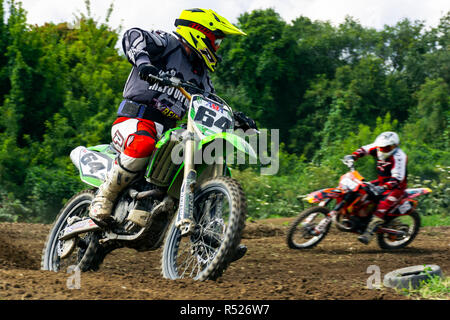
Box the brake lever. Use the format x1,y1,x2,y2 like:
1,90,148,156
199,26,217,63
168,76,182,87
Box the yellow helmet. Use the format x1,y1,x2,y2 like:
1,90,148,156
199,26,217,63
174,8,246,72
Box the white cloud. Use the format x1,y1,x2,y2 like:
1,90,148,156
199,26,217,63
240,0,449,29
13,0,450,34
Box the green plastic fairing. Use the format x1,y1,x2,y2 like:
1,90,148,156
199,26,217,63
77,145,117,188
198,132,257,159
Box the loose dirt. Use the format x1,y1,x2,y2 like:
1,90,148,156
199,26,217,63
0,218,448,300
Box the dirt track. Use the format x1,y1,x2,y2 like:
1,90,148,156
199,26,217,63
0,218,448,301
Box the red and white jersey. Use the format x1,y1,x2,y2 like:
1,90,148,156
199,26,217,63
352,144,408,190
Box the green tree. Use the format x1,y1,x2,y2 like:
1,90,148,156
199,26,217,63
0,0,10,103
0,3,448,222
414,78,449,147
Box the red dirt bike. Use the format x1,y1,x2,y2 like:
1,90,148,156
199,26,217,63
286,158,431,250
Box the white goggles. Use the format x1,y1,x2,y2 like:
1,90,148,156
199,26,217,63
214,38,223,49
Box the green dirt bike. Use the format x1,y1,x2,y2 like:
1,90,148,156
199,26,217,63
41,74,257,281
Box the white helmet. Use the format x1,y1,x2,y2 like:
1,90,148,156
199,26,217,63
374,131,399,160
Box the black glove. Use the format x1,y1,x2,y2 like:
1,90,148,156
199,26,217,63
233,111,258,131
373,185,386,196
137,63,160,84
364,183,385,198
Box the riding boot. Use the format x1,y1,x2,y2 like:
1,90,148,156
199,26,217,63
89,160,138,227
230,244,247,263
358,215,385,245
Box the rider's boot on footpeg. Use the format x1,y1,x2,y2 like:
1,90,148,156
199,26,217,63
230,244,247,262
90,160,137,228
358,215,384,245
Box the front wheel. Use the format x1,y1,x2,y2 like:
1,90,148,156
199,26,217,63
161,177,246,281
377,210,421,250
286,206,331,249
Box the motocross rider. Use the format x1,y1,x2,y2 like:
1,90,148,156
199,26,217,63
344,132,408,244
89,8,255,260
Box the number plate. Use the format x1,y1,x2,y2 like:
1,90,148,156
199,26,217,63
398,201,412,214
340,177,359,190
191,95,233,137
79,150,112,182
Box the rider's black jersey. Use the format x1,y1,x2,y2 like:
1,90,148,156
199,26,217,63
121,28,214,123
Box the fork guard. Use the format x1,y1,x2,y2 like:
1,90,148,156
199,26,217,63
175,169,196,236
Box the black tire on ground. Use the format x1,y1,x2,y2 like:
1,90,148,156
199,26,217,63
286,206,331,250
377,210,421,250
41,189,100,272
161,177,246,281
383,265,442,289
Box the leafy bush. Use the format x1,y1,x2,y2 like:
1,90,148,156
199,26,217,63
0,190,29,222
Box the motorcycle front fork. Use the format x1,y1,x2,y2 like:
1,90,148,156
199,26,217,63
311,192,359,235
309,196,352,236
311,211,337,235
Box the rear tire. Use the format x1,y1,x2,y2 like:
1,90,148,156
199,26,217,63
377,210,420,250
41,189,101,272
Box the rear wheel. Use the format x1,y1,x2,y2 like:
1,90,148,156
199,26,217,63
287,206,331,249
377,210,420,250
161,177,246,281
41,190,100,272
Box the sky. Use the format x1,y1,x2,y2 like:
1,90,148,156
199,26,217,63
12,0,450,34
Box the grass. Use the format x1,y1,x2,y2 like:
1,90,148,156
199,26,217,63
421,214,450,227
399,275,450,300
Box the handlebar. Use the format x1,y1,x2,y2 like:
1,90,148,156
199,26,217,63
147,73,259,134
339,157,384,197
147,73,230,107
363,181,384,197
147,73,200,100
